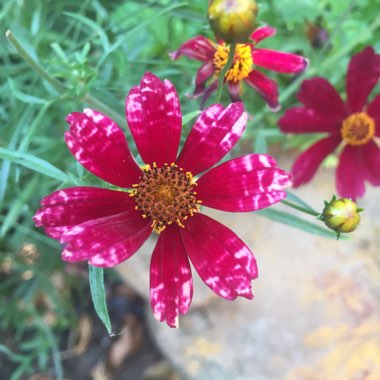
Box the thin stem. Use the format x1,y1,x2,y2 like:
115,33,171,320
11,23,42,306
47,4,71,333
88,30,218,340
6,30,68,92
216,42,236,103
281,199,320,217
6,29,127,128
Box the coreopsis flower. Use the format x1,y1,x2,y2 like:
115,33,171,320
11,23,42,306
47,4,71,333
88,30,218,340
34,72,292,327
170,25,308,110
279,46,380,200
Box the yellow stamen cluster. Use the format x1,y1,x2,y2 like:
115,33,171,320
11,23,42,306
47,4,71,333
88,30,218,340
341,112,375,146
130,163,201,233
213,43,253,82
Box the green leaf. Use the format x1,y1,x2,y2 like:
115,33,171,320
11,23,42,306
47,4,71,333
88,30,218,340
182,109,201,125
88,265,112,334
0,147,70,182
285,191,319,215
256,208,342,239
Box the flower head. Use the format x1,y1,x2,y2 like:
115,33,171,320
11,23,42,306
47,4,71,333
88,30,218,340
170,25,308,110
279,46,380,200
34,72,292,327
208,0,259,43
321,196,362,237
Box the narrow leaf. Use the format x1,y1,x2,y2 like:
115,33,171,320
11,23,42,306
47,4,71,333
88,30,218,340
286,190,319,214
88,265,112,334
0,147,70,182
256,208,341,239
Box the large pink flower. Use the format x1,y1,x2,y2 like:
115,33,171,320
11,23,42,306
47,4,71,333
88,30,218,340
170,25,308,110
279,46,380,201
34,72,292,327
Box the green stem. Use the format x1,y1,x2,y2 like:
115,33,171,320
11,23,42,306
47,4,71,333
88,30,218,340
216,42,236,103
6,29,126,128
6,30,68,92
281,199,320,217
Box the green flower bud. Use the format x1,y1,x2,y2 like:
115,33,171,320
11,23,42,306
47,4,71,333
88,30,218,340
208,0,259,43
321,197,362,237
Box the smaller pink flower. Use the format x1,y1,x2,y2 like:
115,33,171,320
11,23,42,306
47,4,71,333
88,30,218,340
279,46,380,201
170,25,308,110
34,72,292,327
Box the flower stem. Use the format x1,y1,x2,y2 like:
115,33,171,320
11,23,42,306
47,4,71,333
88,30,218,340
6,29,126,128
216,42,236,103
281,199,320,217
6,30,68,92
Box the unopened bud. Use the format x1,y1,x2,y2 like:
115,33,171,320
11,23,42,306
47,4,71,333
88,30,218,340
321,197,362,237
208,0,259,43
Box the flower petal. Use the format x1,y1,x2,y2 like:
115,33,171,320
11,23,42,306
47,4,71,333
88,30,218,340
291,134,341,187
367,94,380,136
250,25,276,44
197,154,292,212
336,145,366,200
61,207,152,267
227,81,242,102
33,187,133,238
176,102,247,175
297,77,346,121
279,107,341,133
194,61,215,96
169,36,216,62
245,70,279,111
181,213,258,300
150,226,193,328
252,48,308,74
125,72,182,166
362,140,380,186
346,46,380,113
65,109,141,188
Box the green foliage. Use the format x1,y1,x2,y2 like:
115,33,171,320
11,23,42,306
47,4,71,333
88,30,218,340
88,265,112,335
0,0,378,377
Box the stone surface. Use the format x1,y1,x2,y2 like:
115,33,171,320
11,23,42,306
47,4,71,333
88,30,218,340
117,158,380,380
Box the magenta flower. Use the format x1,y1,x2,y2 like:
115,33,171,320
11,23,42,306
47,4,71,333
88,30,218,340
34,72,292,327
279,46,380,200
170,25,308,110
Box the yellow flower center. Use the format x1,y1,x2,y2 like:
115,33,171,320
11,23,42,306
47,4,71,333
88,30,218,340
213,43,253,83
130,163,201,233
341,112,375,146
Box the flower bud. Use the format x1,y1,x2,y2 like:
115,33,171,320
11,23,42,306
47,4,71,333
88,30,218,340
208,0,259,43
321,197,362,237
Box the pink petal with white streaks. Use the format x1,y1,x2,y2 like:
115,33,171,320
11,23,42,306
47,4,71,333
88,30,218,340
197,154,292,212
169,36,216,62
176,102,247,175
181,213,257,300
65,109,141,188
33,187,133,233
150,226,193,328
61,208,152,267
126,73,182,166
252,48,308,74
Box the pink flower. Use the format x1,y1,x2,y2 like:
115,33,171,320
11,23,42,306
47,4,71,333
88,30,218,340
34,72,292,327
279,46,380,201
170,25,308,110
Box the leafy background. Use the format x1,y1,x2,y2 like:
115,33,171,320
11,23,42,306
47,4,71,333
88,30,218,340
1,0,379,378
